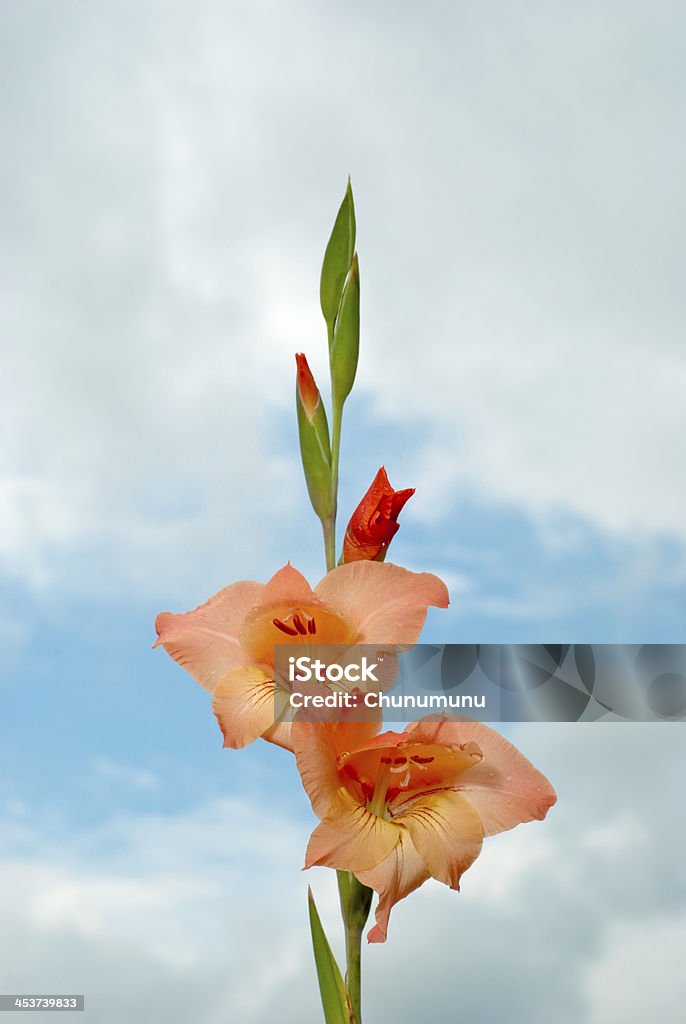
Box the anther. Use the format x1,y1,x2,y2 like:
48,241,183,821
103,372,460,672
293,614,308,635
273,618,299,636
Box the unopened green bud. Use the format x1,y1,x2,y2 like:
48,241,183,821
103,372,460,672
329,254,360,406
320,179,356,340
295,353,334,520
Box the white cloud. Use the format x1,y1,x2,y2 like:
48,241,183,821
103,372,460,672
92,758,160,791
585,915,686,1024
376,327,686,542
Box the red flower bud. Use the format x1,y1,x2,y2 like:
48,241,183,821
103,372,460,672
343,467,415,563
295,353,321,420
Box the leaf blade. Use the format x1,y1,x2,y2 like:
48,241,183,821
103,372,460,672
308,886,349,1024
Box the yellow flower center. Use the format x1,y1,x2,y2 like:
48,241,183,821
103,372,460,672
240,602,356,666
338,739,483,817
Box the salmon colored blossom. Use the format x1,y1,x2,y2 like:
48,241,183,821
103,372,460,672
154,562,448,752
343,467,414,563
294,715,556,942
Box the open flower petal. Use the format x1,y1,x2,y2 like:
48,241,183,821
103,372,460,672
395,789,483,889
406,716,557,835
315,561,449,645
261,721,295,752
261,562,319,605
154,581,263,693
355,831,430,943
305,789,400,873
211,665,277,749
293,720,382,819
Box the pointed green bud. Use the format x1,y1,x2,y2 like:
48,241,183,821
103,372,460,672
329,253,360,406
320,179,356,340
295,353,334,520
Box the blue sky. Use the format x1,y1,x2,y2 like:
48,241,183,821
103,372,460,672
2,1,686,1021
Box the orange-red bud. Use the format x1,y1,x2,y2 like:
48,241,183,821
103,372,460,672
296,353,321,420
343,467,415,563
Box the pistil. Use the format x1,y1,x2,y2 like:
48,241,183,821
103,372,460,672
367,761,393,819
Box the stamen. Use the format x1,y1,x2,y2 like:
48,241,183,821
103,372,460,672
380,756,392,765
273,618,299,636
393,756,407,765
411,755,435,765
292,613,308,635
307,616,316,634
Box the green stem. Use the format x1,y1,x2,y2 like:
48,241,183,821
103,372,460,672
321,399,343,572
322,516,336,574
337,870,373,1023
320,396,343,575
344,922,363,1024
330,399,344,514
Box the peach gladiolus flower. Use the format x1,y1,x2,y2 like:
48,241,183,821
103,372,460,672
343,467,414,563
294,715,556,942
154,562,448,751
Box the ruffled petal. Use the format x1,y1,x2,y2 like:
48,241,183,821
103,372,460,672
292,719,382,819
304,789,400,873
154,580,263,692
315,562,449,645
394,788,483,889
211,666,278,749
406,716,557,835
261,562,319,605
355,830,430,943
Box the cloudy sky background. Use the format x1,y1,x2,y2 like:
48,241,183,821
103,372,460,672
2,1,685,1021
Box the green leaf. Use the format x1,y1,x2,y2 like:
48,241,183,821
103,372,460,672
320,179,356,338
330,254,360,406
308,887,349,1024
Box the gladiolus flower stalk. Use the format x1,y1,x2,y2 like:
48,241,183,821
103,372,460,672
317,181,375,1018
153,179,558,1024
